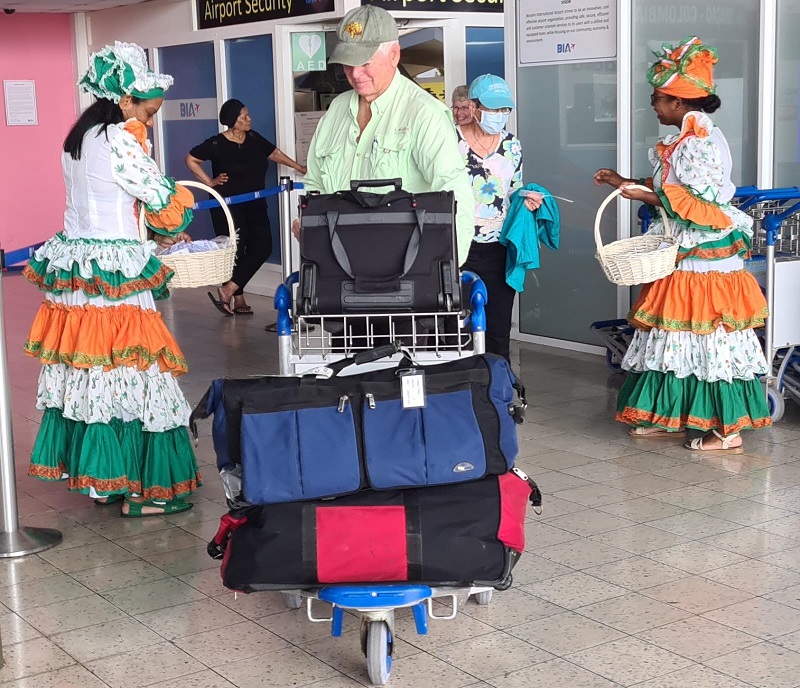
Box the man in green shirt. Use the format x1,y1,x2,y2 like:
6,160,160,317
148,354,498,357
298,5,474,265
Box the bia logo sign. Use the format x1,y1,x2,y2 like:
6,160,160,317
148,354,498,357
179,102,201,118
557,43,576,53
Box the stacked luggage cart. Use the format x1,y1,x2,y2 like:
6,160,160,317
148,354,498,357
591,186,800,422
193,179,540,685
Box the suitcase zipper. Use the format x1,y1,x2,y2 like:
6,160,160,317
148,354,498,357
365,393,376,410
337,395,350,413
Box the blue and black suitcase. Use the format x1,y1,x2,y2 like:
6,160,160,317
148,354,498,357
191,353,527,505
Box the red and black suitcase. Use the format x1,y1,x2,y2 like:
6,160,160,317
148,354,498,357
209,469,541,592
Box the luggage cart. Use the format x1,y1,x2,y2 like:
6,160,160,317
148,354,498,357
736,187,800,422
245,180,519,686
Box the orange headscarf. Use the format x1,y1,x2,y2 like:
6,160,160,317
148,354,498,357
647,37,717,99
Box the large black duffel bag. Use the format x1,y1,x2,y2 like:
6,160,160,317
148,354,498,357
209,470,541,591
297,179,460,315
190,352,527,506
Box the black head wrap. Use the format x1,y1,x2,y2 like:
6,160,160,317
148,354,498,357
219,99,245,127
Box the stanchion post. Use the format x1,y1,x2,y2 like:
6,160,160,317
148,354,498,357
0,268,61,558
279,176,293,282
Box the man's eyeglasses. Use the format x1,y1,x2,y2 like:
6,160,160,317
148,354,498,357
650,93,670,105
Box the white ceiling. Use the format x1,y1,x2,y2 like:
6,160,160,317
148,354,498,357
1,0,151,12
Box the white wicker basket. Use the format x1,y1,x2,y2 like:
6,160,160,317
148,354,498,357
138,180,237,289
595,185,679,287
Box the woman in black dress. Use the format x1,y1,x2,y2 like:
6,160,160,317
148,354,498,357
186,99,306,315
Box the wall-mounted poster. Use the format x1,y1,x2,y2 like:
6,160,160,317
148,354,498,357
4,80,37,126
517,0,616,67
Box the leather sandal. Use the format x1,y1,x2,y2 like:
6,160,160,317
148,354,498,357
685,429,743,454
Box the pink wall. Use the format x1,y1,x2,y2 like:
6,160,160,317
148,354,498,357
0,14,75,253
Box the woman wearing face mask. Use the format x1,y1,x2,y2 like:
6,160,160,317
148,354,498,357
458,74,542,361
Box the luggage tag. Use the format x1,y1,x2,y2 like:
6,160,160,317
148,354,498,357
398,368,426,409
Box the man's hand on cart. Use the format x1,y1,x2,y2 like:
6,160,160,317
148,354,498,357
292,218,300,241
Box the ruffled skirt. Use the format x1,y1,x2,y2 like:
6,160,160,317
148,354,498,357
617,254,771,434
23,234,200,500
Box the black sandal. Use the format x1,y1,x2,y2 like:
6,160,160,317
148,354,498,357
207,290,234,316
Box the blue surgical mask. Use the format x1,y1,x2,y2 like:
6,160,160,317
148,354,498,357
477,110,509,135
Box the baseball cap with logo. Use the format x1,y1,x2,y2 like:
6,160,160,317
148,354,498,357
469,74,515,110
329,5,400,67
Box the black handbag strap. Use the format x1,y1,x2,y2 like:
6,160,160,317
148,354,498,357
326,208,425,280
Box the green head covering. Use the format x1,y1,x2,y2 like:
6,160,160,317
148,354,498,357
79,41,173,103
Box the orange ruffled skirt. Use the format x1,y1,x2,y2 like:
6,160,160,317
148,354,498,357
25,301,188,375
628,269,769,335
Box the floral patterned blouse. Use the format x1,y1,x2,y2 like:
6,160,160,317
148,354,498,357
457,127,523,243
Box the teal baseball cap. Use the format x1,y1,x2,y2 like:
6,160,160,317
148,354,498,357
468,74,515,110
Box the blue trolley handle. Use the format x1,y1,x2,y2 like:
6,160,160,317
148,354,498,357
461,271,487,333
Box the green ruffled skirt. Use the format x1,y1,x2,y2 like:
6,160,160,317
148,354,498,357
617,371,771,435
30,408,201,500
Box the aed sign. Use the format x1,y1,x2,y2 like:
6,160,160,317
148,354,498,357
291,32,327,72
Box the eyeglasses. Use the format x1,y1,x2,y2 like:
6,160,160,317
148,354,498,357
650,93,670,105
481,107,512,114
451,105,471,113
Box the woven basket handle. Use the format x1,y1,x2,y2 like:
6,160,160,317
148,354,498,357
594,184,672,254
138,180,237,250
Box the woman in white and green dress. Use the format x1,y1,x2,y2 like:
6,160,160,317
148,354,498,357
23,42,201,516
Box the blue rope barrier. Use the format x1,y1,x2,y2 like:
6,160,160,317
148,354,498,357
192,181,306,210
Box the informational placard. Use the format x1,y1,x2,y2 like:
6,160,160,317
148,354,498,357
4,80,37,126
197,0,335,29
294,111,325,166
291,32,327,72
363,0,502,13
517,0,616,67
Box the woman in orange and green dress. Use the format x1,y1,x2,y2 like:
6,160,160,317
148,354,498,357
23,42,201,516
594,37,770,452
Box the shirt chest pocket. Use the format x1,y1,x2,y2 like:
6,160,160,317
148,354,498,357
370,132,410,178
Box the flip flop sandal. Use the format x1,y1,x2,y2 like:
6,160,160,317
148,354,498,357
121,498,194,518
207,291,234,316
629,427,687,439
233,305,254,315
94,494,125,506
685,429,744,454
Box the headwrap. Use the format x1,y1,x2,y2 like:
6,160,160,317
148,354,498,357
647,36,717,100
78,42,173,103
219,99,246,128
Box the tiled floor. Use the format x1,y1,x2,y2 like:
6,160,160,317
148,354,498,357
3,272,800,687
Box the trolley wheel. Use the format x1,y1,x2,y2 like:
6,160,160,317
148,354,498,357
366,620,393,686
767,386,786,423
606,349,623,373
283,593,303,610
475,589,493,605
494,574,513,592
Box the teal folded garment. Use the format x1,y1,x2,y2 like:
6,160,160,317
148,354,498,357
499,183,560,292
